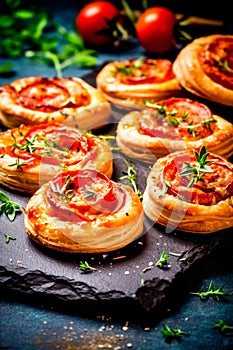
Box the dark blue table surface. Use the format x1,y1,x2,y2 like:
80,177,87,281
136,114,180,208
1,1,233,349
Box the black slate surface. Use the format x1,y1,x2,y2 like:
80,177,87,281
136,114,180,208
0,66,233,326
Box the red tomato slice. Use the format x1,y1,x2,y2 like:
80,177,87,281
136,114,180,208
114,58,175,85
138,97,216,140
46,169,127,222
161,152,233,205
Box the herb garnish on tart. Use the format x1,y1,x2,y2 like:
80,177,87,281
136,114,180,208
139,98,217,140
111,58,175,85
25,169,144,253
159,146,233,205
143,146,233,233
116,96,233,162
0,123,113,193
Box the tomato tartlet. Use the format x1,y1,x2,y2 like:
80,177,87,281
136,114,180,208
24,169,144,253
116,97,233,163
0,76,111,129
143,146,233,233
96,58,182,108
173,34,233,106
0,123,113,193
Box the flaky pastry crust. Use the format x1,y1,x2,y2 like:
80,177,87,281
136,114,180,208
0,76,111,129
116,108,233,163
0,123,113,194
96,59,182,108
24,169,144,253
143,150,233,234
173,35,233,106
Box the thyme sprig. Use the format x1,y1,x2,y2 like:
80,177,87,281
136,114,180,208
213,320,233,336
216,59,233,73
161,323,189,342
180,146,214,187
0,191,21,221
50,175,71,196
11,132,51,154
79,261,98,273
8,157,28,170
190,281,230,301
114,57,145,76
119,159,143,200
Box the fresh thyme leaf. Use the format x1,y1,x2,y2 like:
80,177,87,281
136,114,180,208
4,234,16,244
79,261,97,273
8,158,28,170
119,159,143,200
161,323,189,342
0,191,21,222
180,146,214,187
156,251,170,269
190,281,230,301
213,320,233,336
216,59,233,73
84,189,96,199
51,175,71,196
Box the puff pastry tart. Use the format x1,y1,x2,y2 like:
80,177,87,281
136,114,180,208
24,169,144,253
96,57,182,108
116,97,233,163
143,146,233,234
0,122,113,194
0,76,111,129
173,34,233,106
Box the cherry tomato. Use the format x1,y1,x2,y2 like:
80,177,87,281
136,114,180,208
136,6,177,53
76,1,120,46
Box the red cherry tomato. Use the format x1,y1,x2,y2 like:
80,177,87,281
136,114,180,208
136,6,177,53
76,1,120,46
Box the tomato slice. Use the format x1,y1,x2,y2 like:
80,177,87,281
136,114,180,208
199,37,233,90
161,151,233,205
46,169,127,222
138,97,216,140
4,77,91,113
3,123,95,169
114,58,175,85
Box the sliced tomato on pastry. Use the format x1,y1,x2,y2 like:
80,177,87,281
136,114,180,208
25,169,144,253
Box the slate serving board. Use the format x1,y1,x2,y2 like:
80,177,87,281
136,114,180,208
0,66,233,325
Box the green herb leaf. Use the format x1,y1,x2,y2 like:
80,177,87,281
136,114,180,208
190,281,230,301
4,234,16,244
0,62,13,75
119,159,143,200
213,320,233,336
79,261,97,273
180,146,214,187
156,251,170,269
161,323,189,342
0,191,21,221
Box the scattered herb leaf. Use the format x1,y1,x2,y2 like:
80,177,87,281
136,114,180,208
161,323,189,342
156,251,170,269
4,234,16,244
79,261,98,273
0,191,21,221
119,159,143,200
213,320,233,336
190,281,230,301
